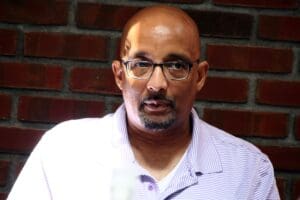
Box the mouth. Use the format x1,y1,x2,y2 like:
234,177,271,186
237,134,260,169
138,95,176,130
142,99,173,114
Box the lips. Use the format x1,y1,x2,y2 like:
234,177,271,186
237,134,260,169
142,99,173,114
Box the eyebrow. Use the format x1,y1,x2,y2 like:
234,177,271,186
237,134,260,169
130,51,192,63
130,51,151,61
164,53,192,63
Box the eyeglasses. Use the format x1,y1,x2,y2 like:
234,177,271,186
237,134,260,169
122,59,199,80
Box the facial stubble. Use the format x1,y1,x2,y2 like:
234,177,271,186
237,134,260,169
138,93,176,132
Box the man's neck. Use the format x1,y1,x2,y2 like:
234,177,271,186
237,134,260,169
127,119,192,181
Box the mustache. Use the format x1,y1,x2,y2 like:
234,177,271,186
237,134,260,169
140,93,175,108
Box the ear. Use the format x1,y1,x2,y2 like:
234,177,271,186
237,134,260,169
195,61,209,92
112,60,124,90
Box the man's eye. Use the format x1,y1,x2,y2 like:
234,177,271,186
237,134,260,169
169,62,186,70
135,61,151,68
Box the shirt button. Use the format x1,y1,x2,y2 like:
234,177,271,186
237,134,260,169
188,169,193,177
148,184,154,191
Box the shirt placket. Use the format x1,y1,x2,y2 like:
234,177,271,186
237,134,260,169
133,174,159,200
159,160,198,200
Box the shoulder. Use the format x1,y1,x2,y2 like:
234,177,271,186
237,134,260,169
37,106,127,156
200,119,269,162
197,119,276,185
47,114,113,137
38,114,115,152
190,108,274,174
193,117,279,199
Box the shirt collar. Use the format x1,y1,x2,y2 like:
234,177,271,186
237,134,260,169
188,108,223,174
111,104,136,163
111,104,223,174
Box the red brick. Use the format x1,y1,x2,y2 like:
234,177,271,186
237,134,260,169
276,178,286,200
197,76,248,102
77,4,253,38
256,80,300,107
70,67,121,95
186,10,252,38
292,179,300,200
203,108,288,138
0,193,7,200
213,0,298,9
0,160,10,186
0,29,17,55
0,94,11,120
259,146,300,171
24,32,109,61
259,15,300,42
0,62,63,90
296,116,300,140
114,38,121,60
0,126,43,153
76,3,141,31
0,0,68,25
206,44,293,73
18,96,105,123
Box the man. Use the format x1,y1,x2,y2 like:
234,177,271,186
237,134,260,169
8,5,279,200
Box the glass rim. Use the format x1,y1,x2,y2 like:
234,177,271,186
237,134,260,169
121,59,199,81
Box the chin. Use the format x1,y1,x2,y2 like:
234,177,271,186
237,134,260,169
139,112,176,132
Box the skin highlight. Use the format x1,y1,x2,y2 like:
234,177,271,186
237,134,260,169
112,5,208,180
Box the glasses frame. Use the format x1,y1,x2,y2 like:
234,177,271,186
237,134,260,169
121,59,200,81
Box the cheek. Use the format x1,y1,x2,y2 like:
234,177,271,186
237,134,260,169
122,79,146,106
171,81,197,109
176,92,195,109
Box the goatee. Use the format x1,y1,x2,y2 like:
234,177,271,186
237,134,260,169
138,93,176,131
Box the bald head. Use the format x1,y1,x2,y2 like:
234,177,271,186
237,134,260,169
120,5,200,60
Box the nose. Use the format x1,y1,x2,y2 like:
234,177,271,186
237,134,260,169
146,66,168,93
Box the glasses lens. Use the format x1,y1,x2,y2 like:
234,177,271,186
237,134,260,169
124,60,192,80
127,60,152,79
164,62,189,80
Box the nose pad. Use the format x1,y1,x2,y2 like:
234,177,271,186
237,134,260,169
146,66,168,92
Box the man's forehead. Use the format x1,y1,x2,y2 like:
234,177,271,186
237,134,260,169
152,25,172,35
127,17,186,38
120,5,200,59
125,7,194,34
125,24,196,58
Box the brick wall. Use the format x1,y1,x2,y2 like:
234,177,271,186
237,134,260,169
0,0,299,199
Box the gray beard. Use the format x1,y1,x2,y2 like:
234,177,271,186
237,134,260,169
138,111,176,131
138,92,176,131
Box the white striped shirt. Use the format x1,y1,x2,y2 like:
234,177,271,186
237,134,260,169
8,105,280,200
